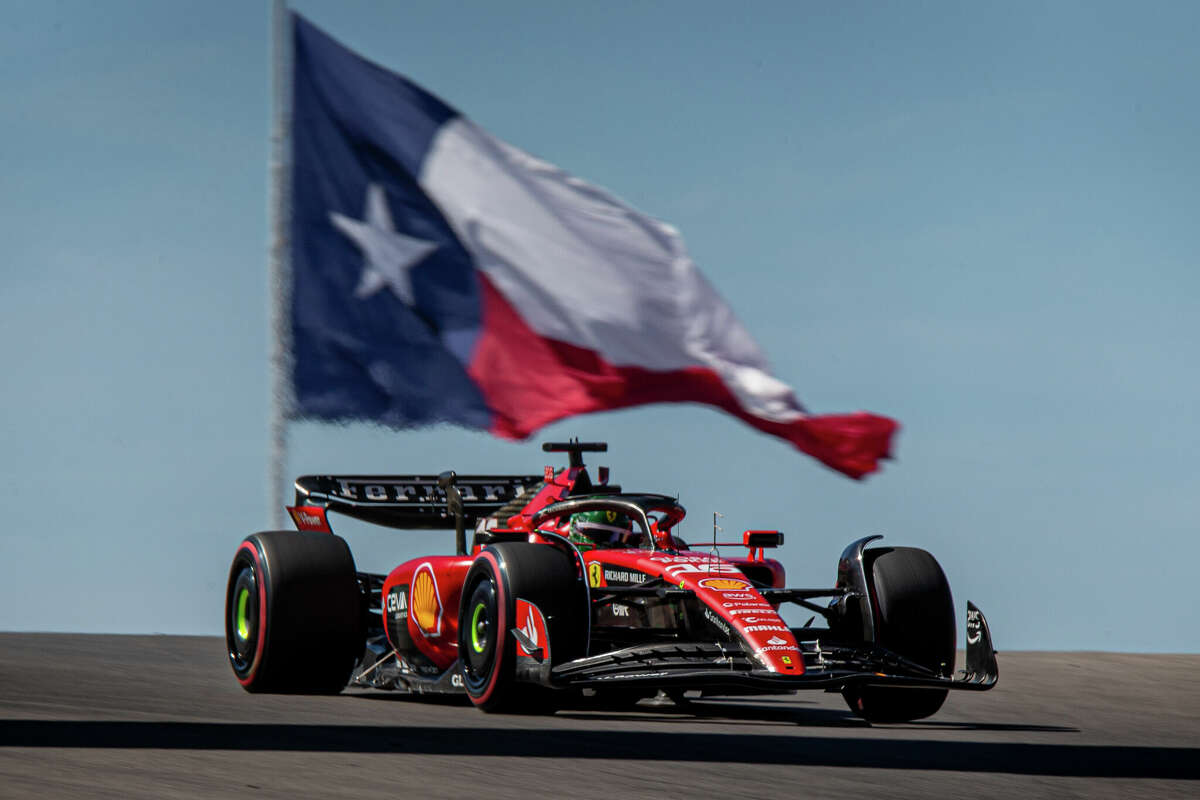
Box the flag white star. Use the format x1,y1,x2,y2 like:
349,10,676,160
329,183,438,305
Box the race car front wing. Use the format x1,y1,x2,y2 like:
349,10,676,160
549,602,998,693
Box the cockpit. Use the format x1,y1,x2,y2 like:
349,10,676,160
531,494,687,552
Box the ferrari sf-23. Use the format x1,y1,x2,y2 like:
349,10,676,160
225,441,997,721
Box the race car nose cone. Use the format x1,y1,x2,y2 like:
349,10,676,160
637,552,805,675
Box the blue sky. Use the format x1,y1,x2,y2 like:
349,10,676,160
1,1,1196,651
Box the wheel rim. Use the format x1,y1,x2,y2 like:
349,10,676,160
236,588,251,640
461,577,497,681
470,601,489,655
227,563,259,673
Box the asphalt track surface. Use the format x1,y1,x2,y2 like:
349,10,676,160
0,635,1197,799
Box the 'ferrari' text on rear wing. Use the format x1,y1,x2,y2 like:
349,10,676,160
293,473,543,529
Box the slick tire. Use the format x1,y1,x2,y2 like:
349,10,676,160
458,542,586,713
225,531,364,694
842,546,956,723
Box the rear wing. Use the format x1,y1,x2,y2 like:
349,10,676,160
293,474,544,530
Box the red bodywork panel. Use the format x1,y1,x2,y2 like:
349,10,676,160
381,556,472,670
502,466,582,530
287,505,332,533
581,548,802,674
514,598,550,661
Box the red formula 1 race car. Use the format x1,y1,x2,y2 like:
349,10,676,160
225,441,997,721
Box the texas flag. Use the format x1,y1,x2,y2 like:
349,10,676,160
288,15,897,478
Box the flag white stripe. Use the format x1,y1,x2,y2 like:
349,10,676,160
420,118,804,423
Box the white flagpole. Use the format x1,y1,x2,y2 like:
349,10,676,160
267,0,293,528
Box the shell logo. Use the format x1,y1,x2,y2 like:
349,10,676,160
698,577,752,592
411,563,443,636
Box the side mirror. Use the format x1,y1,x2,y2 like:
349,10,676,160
743,530,784,548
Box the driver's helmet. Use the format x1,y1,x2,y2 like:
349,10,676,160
568,508,635,551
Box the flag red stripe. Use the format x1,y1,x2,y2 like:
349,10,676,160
468,275,897,479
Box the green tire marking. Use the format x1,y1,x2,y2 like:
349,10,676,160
470,602,488,653
236,588,251,641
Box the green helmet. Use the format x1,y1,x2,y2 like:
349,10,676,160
569,508,635,550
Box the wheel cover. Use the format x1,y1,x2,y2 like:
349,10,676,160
470,601,489,655
227,564,259,673
461,577,498,682
236,588,252,640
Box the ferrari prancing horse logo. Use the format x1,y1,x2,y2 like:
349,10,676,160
588,563,604,587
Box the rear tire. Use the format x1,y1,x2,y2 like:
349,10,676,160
842,547,956,722
225,531,364,693
458,543,586,713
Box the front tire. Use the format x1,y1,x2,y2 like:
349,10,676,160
457,543,585,713
225,531,364,693
842,547,956,722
